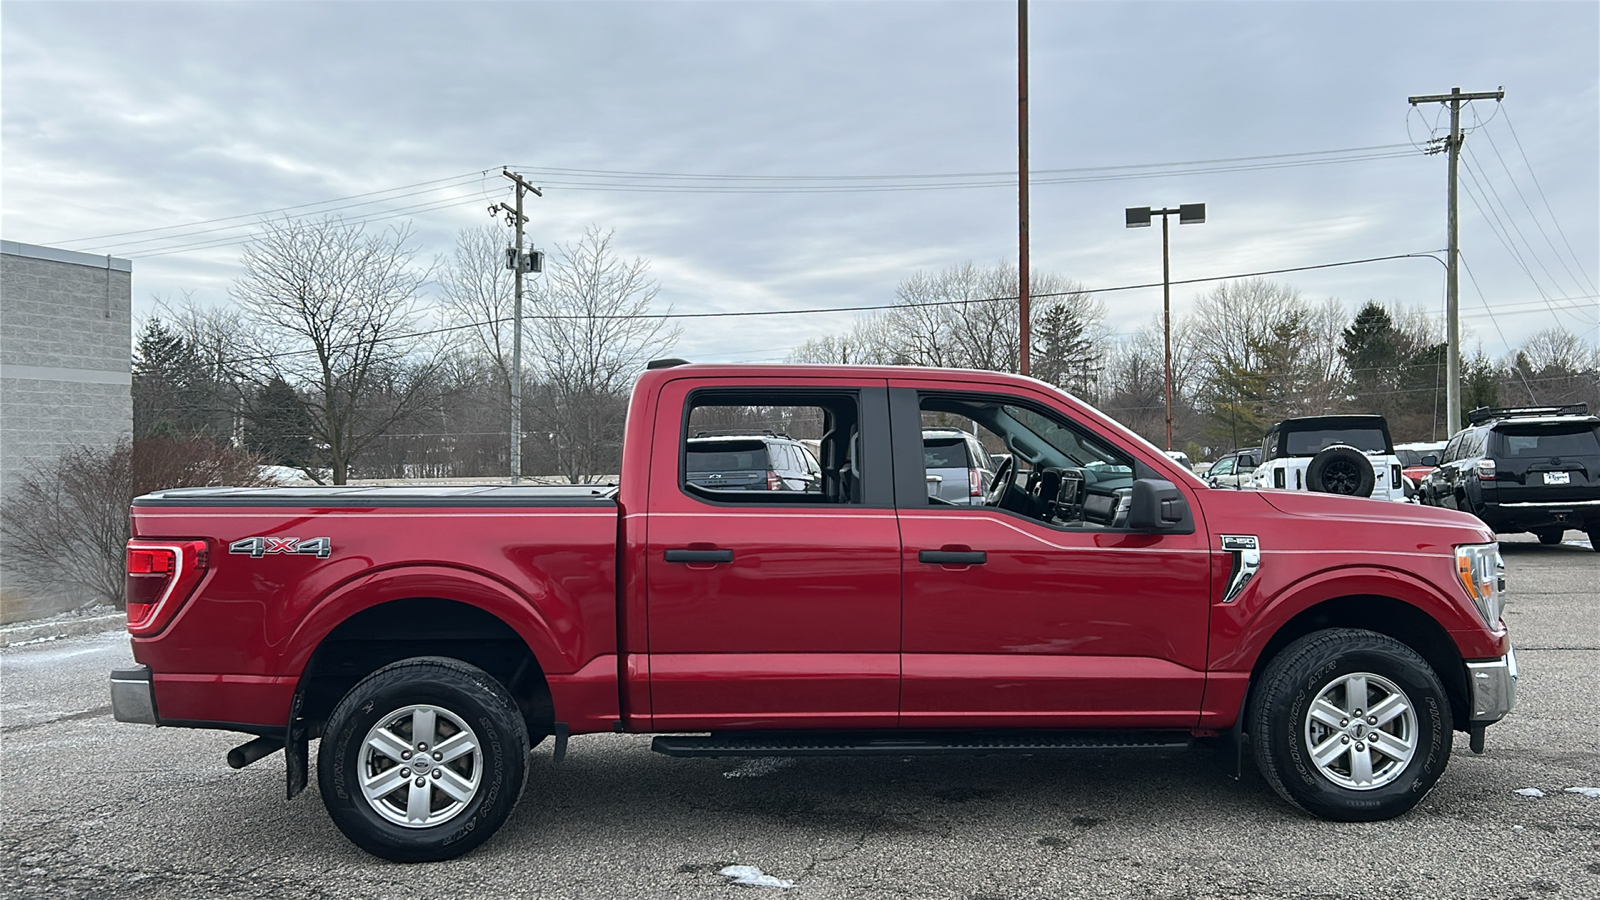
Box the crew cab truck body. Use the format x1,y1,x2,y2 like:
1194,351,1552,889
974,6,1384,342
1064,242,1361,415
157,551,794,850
111,364,1517,862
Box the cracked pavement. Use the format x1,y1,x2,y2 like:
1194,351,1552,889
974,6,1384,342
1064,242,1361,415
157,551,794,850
2,535,1596,898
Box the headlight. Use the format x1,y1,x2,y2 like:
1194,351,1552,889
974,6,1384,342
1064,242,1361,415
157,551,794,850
1455,542,1507,629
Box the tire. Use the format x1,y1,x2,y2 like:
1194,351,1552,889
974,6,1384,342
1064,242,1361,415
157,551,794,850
1306,446,1375,497
1588,529,1600,552
1248,628,1451,821
1536,528,1564,545
318,657,530,862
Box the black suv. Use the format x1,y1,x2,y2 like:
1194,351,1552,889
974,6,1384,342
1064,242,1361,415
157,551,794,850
685,432,821,493
1420,404,1600,547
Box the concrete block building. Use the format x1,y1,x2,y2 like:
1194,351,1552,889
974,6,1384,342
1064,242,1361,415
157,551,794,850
0,240,132,622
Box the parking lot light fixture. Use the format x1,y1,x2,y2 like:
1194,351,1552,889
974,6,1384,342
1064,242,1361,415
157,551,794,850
1125,203,1206,450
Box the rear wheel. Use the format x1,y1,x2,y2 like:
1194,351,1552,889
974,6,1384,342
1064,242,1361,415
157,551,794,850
318,657,529,862
1536,528,1564,545
1249,629,1451,821
1587,528,1600,552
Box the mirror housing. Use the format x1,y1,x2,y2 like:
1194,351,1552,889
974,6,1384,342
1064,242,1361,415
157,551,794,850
1421,454,1439,467
1127,478,1192,532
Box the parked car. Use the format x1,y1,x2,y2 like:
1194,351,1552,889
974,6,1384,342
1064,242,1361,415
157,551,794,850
1396,441,1447,484
1205,448,1261,490
1419,404,1600,547
112,362,1515,862
1162,450,1194,470
922,426,995,505
685,432,820,493
1254,415,1406,501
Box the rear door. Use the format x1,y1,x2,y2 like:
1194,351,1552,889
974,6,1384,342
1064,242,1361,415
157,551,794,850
643,377,903,730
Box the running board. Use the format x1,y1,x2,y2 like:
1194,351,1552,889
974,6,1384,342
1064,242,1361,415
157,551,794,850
651,730,1191,758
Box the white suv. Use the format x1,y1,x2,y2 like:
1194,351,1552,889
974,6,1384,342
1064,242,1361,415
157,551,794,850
1251,415,1406,502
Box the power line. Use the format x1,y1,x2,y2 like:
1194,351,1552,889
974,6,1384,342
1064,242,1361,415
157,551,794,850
1463,146,1570,304
1475,110,1592,298
56,170,497,249
1501,107,1598,294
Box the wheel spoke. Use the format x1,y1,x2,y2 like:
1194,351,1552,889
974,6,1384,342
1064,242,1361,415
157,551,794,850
406,779,432,822
1311,733,1347,768
434,731,478,765
367,727,412,763
1309,698,1347,730
1370,732,1414,761
1349,745,1376,784
1344,675,1369,714
411,708,437,749
361,766,409,801
1367,693,1408,728
434,767,477,804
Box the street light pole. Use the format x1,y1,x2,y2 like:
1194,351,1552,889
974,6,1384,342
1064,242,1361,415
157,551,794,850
1126,203,1206,451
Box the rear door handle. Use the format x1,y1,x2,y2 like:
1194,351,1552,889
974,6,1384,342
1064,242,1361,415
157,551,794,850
664,548,734,564
919,549,987,566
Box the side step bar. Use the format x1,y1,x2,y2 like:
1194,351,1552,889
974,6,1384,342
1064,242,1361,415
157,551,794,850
651,730,1191,758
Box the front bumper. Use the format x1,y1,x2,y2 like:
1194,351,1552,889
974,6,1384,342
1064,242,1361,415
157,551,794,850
1465,645,1518,724
110,665,158,725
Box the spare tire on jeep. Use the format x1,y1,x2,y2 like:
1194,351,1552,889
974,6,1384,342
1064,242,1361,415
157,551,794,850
1307,445,1375,497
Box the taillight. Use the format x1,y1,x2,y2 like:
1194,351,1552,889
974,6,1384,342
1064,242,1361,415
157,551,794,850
969,468,982,497
1475,459,1496,481
767,470,782,490
1391,464,1402,490
126,539,208,636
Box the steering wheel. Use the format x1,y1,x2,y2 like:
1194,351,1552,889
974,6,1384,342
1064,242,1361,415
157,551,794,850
983,454,1016,507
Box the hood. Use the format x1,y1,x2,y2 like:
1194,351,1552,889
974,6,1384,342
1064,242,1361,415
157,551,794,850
1258,490,1493,540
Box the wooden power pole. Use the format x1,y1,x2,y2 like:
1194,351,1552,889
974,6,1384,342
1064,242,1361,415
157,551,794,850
1407,86,1504,433
491,169,542,484
1017,0,1031,377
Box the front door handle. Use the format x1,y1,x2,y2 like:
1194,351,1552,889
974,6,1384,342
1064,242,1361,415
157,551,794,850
919,549,987,566
664,548,734,564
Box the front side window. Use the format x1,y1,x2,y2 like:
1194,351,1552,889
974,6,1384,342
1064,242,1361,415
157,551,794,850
917,393,1136,528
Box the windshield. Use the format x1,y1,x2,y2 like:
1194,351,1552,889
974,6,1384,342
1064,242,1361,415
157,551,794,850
1494,425,1600,458
1285,428,1389,456
686,441,769,472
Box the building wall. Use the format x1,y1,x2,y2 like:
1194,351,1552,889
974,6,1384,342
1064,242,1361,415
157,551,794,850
0,240,133,622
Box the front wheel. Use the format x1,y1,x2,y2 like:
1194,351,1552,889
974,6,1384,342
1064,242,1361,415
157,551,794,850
1248,629,1451,821
318,657,530,862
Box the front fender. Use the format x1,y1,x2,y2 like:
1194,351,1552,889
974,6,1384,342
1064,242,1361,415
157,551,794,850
1211,559,1497,674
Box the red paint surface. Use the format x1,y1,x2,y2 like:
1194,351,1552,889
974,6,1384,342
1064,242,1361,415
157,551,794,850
126,364,1506,738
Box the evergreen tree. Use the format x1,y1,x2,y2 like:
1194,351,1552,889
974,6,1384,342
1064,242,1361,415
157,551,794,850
245,377,316,468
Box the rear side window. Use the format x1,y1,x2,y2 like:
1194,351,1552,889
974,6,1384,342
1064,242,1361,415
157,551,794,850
923,438,971,469
682,391,861,504
1495,426,1600,458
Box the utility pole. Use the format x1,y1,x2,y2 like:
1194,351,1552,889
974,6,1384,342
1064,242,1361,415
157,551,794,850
490,169,542,484
1017,0,1031,377
1407,86,1504,434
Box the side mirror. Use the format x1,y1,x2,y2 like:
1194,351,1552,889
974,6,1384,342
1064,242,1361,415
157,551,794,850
1421,454,1439,467
1128,478,1191,532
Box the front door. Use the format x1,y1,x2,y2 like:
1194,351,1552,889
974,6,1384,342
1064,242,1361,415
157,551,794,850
889,383,1212,729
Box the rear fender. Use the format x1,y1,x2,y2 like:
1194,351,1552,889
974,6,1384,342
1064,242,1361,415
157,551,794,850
281,565,570,678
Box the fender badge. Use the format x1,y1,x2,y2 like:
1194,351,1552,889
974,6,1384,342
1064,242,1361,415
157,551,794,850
229,536,332,558
1220,534,1258,552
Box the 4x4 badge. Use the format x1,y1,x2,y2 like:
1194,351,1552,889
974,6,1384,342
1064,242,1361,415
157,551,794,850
229,536,332,558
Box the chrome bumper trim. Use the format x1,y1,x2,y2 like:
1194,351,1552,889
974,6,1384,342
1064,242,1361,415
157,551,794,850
1465,646,1518,723
110,665,158,725
1497,500,1600,507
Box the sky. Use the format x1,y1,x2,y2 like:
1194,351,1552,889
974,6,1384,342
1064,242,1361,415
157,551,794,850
3,0,1596,366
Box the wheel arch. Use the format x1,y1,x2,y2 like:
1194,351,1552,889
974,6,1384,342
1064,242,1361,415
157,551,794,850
1243,593,1469,734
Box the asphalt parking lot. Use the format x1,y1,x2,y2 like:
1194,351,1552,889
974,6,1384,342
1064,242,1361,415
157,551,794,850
3,535,1596,900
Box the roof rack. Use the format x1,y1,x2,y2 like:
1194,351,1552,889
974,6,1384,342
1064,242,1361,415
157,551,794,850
1466,403,1590,426
690,429,792,439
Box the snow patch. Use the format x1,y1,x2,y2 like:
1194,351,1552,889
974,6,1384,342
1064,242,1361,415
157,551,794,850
1514,788,1545,797
719,865,794,889
724,758,795,779
1564,786,1600,798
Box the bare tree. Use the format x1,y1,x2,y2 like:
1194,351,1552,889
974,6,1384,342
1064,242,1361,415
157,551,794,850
230,215,441,484
531,225,680,482
440,224,518,390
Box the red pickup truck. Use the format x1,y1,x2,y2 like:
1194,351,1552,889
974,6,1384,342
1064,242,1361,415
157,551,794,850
111,362,1517,862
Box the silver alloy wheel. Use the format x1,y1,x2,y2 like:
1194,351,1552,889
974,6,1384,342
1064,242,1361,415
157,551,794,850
1304,671,1418,790
358,704,482,828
